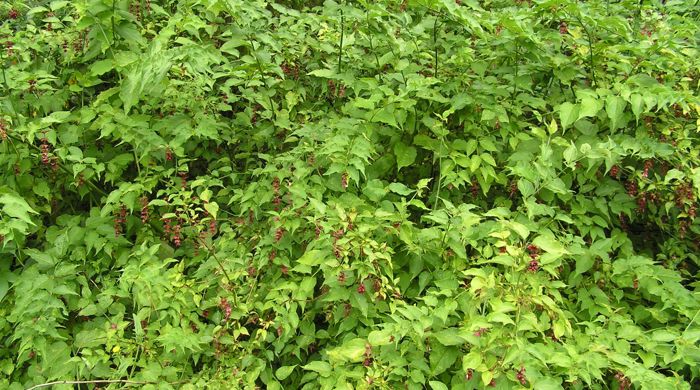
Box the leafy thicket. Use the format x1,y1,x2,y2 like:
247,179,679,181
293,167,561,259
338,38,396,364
1,0,700,389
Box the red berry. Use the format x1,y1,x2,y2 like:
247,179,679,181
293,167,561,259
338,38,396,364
357,283,366,294
466,368,473,380
8,9,19,19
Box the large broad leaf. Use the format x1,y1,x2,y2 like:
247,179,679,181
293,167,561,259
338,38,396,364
327,338,367,363
605,95,627,130
0,192,38,226
275,365,296,381
532,234,568,257
558,102,579,131
302,361,332,377
430,344,459,375
394,142,417,172
578,96,602,119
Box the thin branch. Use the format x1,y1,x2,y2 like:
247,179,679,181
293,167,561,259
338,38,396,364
26,379,165,390
337,9,344,74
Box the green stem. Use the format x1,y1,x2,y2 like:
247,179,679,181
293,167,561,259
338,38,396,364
85,10,122,82
111,0,117,43
433,16,440,78
337,9,344,74
0,49,20,124
512,41,519,98
573,14,596,87
248,38,277,121
366,12,381,79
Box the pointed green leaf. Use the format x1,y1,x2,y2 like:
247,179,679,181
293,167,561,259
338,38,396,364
558,102,579,130
394,142,417,172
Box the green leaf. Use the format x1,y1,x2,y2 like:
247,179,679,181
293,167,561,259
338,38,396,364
394,142,417,172
41,111,71,125
0,193,38,225
532,377,564,390
517,179,535,198
308,69,335,78
430,344,459,375
302,361,332,377
558,102,579,130
0,262,10,302
462,351,482,370
327,338,366,363
575,255,595,275
605,95,627,130
428,381,448,390
203,202,219,219
388,183,413,196
578,96,602,119
368,329,393,346
532,234,568,257
433,328,466,346
630,93,644,120
275,365,296,380
90,59,114,77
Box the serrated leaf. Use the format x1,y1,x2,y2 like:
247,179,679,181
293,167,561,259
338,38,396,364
0,193,38,225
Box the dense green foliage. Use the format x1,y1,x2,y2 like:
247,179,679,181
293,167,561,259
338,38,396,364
1,0,700,388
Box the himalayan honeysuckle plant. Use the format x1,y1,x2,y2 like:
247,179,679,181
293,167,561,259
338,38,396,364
1,0,699,389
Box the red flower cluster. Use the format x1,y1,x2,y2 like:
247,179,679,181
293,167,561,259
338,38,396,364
516,366,527,385
610,165,619,178
527,244,540,272
219,298,231,321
